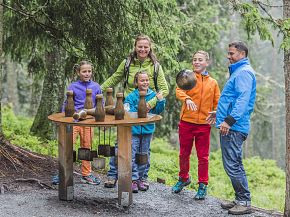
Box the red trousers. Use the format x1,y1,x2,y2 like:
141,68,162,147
178,120,211,185
73,126,93,177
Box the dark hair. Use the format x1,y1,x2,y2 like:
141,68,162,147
73,60,93,73
134,71,149,88
128,34,159,64
229,41,248,57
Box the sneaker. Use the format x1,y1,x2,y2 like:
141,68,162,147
172,177,191,193
228,204,252,215
52,175,59,185
194,183,207,200
141,178,149,190
221,201,236,210
132,181,138,193
137,180,148,191
104,177,117,188
81,174,101,185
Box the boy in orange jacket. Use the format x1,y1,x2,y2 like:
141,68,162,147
172,51,220,200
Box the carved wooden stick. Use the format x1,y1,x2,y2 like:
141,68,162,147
73,110,87,121
73,108,95,121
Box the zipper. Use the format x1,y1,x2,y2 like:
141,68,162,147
197,76,204,121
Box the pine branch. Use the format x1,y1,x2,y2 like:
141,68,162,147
0,2,85,57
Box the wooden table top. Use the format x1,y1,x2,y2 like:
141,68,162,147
48,112,162,127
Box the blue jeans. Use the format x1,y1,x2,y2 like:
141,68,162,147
107,134,152,180
132,134,152,180
220,130,251,204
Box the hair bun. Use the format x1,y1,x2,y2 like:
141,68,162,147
73,64,80,72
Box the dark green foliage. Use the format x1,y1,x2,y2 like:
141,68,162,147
2,0,232,139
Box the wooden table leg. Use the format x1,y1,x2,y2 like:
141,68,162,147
58,124,74,201
117,125,132,206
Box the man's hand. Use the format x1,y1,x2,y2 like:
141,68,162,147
185,99,197,111
206,111,216,125
219,121,231,136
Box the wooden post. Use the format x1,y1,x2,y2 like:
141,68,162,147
58,124,74,200
117,125,132,206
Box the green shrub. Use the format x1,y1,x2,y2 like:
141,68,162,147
2,106,58,157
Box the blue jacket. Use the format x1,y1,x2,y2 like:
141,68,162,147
62,80,102,112
216,58,256,134
124,88,166,135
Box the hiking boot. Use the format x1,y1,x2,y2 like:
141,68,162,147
194,183,207,200
137,180,148,191
81,174,101,185
221,201,236,210
132,181,138,193
228,204,252,215
172,177,191,193
104,177,117,188
52,175,59,185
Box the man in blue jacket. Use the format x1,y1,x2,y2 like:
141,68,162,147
212,41,256,215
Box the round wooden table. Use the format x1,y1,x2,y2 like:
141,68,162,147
48,112,162,206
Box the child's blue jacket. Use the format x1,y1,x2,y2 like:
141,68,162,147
124,88,166,135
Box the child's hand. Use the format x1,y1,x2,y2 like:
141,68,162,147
156,92,163,100
206,111,216,125
185,99,197,111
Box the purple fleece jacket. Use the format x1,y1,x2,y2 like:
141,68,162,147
62,80,102,112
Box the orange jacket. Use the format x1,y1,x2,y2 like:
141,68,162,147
176,72,220,124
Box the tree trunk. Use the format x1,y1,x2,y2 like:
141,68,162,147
271,47,278,162
0,0,3,134
30,46,65,140
6,59,19,113
28,75,43,117
284,0,290,216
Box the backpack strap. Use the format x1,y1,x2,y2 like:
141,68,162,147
123,56,132,89
153,61,160,92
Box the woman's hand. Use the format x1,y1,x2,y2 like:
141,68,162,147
156,92,163,100
146,103,151,112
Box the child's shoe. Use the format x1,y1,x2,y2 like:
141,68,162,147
104,177,117,188
141,178,149,190
194,183,207,200
172,177,191,193
137,180,148,191
132,181,138,193
81,174,101,185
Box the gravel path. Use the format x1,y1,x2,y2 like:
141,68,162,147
0,179,282,217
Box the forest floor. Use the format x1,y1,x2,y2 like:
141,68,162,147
0,137,283,217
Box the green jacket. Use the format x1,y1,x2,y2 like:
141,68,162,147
101,57,169,108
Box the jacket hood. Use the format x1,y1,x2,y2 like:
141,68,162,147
228,58,250,75
132,88,154,98
77,80,93,85
132,57,152,67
